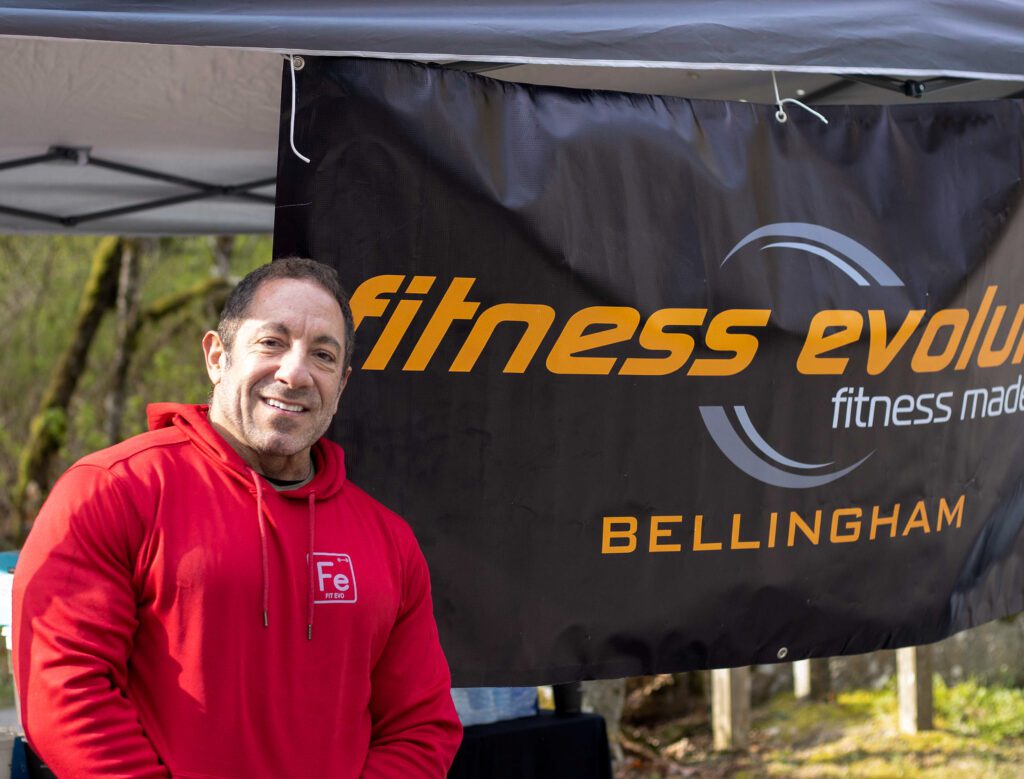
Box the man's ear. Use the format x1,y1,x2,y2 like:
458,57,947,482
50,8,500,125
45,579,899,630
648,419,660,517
202,331,226,385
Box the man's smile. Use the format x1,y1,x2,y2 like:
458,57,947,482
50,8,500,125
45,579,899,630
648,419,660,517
263,397,308,413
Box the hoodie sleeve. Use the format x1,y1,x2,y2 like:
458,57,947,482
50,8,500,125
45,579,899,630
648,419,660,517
361,537,462,778
13,464,169,779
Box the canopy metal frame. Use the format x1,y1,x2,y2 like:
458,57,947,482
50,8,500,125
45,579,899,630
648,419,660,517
0,146,275,228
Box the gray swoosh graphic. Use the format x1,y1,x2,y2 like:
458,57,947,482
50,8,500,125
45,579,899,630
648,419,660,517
760,241,869,286
722,222,904,287
734,405,833,470
700,406,872,489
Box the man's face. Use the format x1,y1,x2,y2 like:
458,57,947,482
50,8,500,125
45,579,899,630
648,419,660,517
203,278,351,471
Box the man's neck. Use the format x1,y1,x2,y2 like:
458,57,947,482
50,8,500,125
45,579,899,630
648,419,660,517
207,417,313,481
264,469,316,492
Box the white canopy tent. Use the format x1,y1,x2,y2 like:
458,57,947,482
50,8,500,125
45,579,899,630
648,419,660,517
1,1,1022,234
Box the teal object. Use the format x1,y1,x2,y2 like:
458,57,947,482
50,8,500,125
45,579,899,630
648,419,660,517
0,552,17,574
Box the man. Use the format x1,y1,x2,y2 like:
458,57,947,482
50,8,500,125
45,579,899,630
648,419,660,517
13,258,462,778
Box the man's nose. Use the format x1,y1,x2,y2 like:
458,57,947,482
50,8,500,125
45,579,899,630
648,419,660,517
274,346,314,387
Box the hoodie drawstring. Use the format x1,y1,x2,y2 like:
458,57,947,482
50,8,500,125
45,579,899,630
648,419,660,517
307,493,316,641
252,473,318,641
253,474,271,629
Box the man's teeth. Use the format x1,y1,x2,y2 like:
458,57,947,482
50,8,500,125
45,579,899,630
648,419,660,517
266,398,305,412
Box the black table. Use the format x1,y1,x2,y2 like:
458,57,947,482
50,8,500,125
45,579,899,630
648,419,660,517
13,737,52,779
17,713,613,778
449,712,613,779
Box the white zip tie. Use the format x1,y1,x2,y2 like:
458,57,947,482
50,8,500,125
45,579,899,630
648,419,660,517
772,72,828,125
289,54,311,164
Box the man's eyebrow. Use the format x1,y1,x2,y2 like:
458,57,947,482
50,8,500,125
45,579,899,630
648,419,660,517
255,323,341,351
312,335,342,351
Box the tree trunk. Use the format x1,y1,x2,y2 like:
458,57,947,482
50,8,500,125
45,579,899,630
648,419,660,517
11,237,122,540
140,277,232,328
211,235,235,280
104,240,143,445
102,268,231,447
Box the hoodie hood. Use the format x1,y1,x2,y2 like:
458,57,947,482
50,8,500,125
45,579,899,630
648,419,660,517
146,402,348,502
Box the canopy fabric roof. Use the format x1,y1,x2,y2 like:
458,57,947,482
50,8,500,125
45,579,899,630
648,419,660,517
0,38,281,235
1,1,1022,235
5,1,1024,79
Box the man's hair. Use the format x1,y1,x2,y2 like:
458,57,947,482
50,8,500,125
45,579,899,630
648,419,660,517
217,258,356,371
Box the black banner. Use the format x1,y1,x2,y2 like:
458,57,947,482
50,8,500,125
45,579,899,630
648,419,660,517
274,58,1024,686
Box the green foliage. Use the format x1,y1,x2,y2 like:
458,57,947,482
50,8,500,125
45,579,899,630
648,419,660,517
0,667,14,708
0,234,271,533
936,677,1024,742
0,236,98,444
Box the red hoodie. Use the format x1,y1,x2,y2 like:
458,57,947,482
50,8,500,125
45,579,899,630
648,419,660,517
13,403,462,778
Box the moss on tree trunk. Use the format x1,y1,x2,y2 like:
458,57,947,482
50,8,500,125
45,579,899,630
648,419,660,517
10,237,122,540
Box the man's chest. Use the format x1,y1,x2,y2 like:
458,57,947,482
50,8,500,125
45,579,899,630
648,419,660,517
135,484,402,652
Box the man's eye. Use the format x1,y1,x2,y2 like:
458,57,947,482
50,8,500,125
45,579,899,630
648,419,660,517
259,338,283,348
315,351,337,363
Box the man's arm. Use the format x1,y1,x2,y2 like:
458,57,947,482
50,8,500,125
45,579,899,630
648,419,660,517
361,538,462,778
13,465,169,779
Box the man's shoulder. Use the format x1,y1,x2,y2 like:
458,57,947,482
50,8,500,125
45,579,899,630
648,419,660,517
74,426,191,474
40,427,196,527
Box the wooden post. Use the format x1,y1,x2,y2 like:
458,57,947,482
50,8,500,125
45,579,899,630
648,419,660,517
712,667,750,750
793,658,831,701
897,645,933,733
581,679,626,763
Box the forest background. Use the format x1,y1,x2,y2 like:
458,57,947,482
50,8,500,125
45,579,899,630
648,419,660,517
0,234,269,544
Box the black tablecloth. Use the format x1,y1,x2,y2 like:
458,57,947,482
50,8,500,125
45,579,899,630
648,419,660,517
18,713,613,778
449,712,613,779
